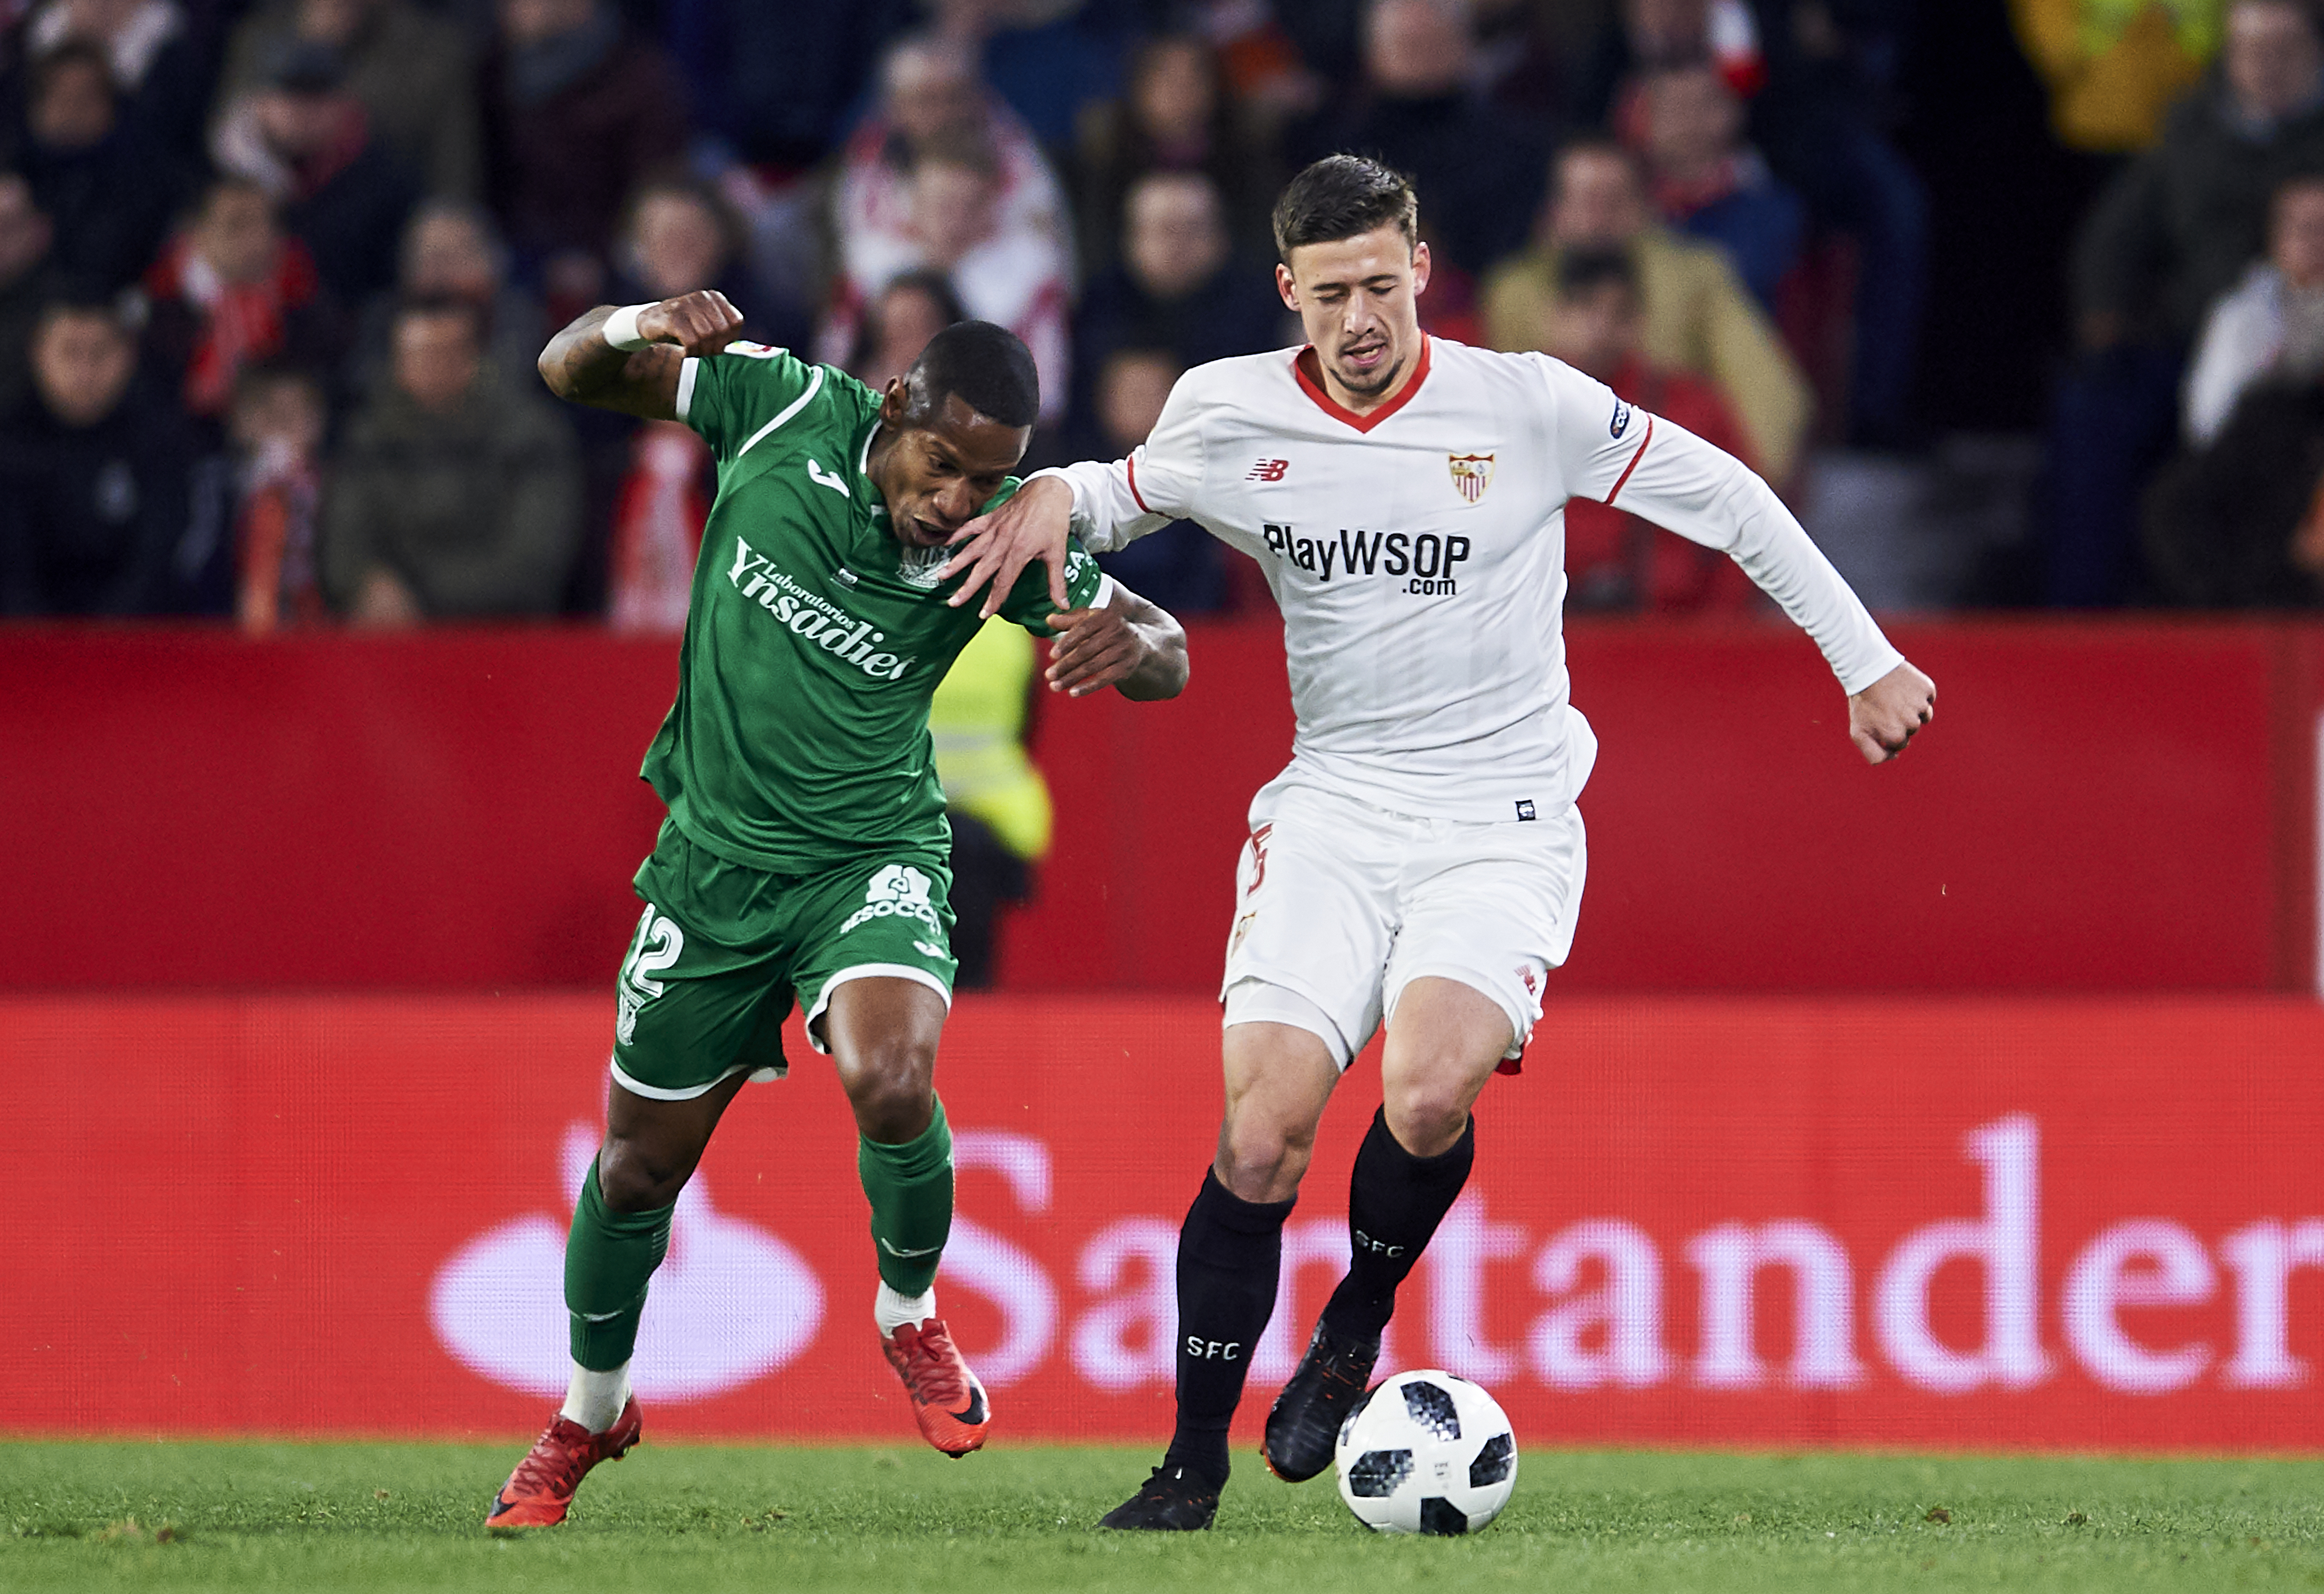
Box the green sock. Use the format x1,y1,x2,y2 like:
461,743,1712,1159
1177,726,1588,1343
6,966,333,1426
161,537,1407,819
563,1157,674,1370
858,1095,953,1296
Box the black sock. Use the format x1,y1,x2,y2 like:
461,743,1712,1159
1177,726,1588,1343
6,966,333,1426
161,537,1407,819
1320,1107,1476,1343
1162,1169,1294,1488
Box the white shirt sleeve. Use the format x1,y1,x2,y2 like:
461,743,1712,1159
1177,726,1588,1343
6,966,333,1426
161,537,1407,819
1538,355,1904,695
1028,369,1207,554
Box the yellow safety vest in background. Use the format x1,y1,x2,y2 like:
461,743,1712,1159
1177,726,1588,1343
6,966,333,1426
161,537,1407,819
930,617,1053,863
2012,0,2222,152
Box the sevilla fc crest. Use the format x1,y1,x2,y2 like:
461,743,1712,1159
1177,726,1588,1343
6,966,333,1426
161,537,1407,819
1448,452,1495,504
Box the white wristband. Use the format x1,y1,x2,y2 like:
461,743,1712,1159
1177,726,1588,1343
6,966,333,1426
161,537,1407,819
602,303,654,352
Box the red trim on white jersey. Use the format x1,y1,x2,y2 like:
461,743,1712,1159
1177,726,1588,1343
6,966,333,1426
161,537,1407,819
1125,452,1151,512
1290,337,1434,433
1604,417,1655,506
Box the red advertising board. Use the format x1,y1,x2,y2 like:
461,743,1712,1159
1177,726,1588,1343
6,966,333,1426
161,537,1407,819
4,619,2317,996
8,993,2324,1451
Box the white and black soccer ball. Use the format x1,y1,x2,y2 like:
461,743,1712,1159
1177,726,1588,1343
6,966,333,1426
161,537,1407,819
1334,1369,1517,1535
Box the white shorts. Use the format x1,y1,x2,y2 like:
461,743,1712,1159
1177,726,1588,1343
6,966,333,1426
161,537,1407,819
1218,780,1586,1070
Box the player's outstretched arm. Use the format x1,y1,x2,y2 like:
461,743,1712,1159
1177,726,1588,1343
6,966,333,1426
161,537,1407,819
1045,581,1188,701
944,475,1074,620
1848,660,1936,765
536,291,745,420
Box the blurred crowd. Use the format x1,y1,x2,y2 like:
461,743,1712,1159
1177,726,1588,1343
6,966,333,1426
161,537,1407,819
0,0,2319,626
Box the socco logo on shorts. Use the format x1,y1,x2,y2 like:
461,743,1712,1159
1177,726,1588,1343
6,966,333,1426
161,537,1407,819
841,863,944,937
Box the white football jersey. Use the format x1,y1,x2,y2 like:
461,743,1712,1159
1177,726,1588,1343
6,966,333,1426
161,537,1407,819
1037,337,1901,823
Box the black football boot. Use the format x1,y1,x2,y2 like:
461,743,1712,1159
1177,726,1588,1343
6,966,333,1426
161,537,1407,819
1262,1320,1380,1482
1097,1462,1221,1530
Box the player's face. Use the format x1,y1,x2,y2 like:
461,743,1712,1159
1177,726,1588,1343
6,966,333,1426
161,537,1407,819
871,389,1030,548
1277,225,1432,403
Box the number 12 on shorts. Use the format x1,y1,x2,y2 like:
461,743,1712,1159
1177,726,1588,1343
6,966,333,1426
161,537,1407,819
616,904,684,1043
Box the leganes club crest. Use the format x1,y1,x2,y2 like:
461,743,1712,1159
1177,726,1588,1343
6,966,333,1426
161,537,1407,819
1448,452,1495,505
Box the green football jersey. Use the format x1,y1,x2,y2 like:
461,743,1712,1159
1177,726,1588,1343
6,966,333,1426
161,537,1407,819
641,344,1103,873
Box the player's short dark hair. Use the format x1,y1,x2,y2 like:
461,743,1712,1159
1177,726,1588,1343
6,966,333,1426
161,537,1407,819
902,318,1040,430
1555,246,1639,300
1271,154,1419,260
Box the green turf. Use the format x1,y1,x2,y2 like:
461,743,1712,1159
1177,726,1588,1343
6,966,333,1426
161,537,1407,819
4,1440,2323,1592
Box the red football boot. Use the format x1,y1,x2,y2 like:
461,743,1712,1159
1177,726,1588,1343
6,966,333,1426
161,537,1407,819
486,1397,642,1529
881,1319,991,1456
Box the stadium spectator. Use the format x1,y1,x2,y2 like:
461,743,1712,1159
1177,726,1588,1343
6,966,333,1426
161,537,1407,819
603,419,706,632
1073,171,1288,419
1632,59,1804,312
1297,0,1549,278
20,0,211,150
826,139,1072,425
2144,375,2324,608
665,0,912,171
1075,33,1278,276
1586,0,1927,447
609,175,756,319
850,268,967,394
2080,0,2324,358
0,174,62,422
350,200,546,397
924,0,1124,151
1743,0,1928,449
1076,344,1228,615
144,176,341,429
1577,0,1772,123
2051,0,2324,604
829,33,1072,363
9,38,187,293
1543,247,1759,613
575,174,760,620
319,297,580,623
226,361,328,634
209,40,422,308
1484,138,1811,484
216,0,482,200
0,298,205,614
1469,0,1604,124
2184,175,2324,446
482,0,689,284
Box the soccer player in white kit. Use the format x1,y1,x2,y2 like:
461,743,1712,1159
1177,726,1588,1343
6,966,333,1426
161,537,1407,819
946,156,1938,1530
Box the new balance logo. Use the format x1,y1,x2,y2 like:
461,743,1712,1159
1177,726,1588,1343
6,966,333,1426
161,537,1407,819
1247,457,1289,482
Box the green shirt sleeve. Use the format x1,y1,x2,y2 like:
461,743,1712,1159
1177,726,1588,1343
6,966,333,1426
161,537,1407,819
997,537,1105,635
678,344,825,462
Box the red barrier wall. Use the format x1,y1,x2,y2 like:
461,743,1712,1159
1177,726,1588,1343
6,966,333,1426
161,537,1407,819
9,992,2324,1449
1,620,2317,994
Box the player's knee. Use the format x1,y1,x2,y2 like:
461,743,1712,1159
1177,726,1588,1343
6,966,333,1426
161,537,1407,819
1216,1109,1314,1203
843,1038,938,1142
596,1137,690,1212
1382,1081,1471,1159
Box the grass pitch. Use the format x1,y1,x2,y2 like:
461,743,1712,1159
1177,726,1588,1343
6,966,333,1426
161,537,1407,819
4,1440,2323,1592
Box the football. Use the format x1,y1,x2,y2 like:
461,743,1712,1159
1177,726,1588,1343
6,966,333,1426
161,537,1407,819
1333,1369,1518,1535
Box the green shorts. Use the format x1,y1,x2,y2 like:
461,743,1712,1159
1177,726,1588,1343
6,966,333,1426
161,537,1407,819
608,820,958,1101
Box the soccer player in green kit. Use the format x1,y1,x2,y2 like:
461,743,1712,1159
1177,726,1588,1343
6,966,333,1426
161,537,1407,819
489,291,1189,1528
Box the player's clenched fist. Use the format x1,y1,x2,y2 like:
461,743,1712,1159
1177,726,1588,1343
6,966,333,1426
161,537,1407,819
1848,660,1937,764
635,291,746,358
